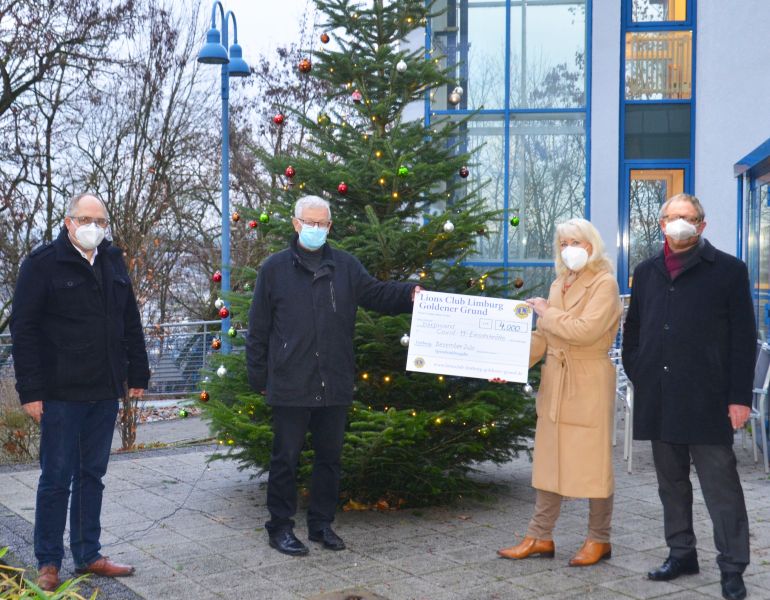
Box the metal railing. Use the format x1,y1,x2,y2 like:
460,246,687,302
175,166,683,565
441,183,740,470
0,320,229,399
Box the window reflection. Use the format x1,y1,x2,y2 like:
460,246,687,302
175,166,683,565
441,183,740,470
632,0,687,23
625,31,692,100
627,169,684,287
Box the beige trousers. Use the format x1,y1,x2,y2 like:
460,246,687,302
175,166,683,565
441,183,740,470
526,489,614,543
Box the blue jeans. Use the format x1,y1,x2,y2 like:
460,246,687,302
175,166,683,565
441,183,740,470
35,399,118,569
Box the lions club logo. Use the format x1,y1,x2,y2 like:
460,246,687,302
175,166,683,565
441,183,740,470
413,357,425,368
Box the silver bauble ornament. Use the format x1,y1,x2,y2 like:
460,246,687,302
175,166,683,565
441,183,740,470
453,85,464,96
396,59,407,73
216,364,227,378
400,334,410,347
443,220,455,233
523,382,534,395
214,297,224,310
448,91,462,106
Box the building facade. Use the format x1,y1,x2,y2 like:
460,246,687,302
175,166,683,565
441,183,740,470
424,0,770,336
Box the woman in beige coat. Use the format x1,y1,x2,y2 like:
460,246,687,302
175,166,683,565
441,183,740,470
498,218,621,567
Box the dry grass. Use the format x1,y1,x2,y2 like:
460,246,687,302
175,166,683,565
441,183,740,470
0,378,39,464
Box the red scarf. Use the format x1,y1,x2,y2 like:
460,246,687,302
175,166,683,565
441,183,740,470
663,238,701,280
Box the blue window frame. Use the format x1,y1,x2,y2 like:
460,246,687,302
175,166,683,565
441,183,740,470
426,0,592,295
736,138,770,339
618,0,696,293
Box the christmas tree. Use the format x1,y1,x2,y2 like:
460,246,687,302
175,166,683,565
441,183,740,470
200,0,535,507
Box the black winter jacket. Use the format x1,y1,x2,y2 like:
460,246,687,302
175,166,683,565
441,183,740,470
246,235,416,407
622,239,756,445
10,228,150,404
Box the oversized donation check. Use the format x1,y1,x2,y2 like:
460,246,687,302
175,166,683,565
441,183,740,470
406,291,533,382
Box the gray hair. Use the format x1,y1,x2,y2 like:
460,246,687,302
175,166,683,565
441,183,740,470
658,193,705,221
67,193,108,217
294,195,331,219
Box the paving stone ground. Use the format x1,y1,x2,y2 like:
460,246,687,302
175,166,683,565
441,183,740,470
3,417,770,599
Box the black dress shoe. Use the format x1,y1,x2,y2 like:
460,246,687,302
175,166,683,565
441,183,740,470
308,526,346,551
721,572,747,600
648,556,699,581
268,529,309,556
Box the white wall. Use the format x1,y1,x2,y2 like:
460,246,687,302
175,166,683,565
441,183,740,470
695,1,770,256
589,0,622,267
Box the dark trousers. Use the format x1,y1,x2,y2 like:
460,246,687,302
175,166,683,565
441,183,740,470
265,405,348,534
651,440,750,574
35,399,118,569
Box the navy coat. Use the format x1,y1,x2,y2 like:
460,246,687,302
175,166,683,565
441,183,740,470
246,235,415,407
10,227,150,404
622,239,756,445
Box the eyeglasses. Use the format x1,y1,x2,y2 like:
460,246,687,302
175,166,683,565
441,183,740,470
661,214,701,225
71,215,110,228
296,217,331,229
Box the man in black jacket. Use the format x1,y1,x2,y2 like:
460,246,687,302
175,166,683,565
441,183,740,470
246,195,419,556
623,193,755,600
10,193,150,591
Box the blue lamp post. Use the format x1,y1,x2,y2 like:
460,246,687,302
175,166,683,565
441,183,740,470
198,1,250,353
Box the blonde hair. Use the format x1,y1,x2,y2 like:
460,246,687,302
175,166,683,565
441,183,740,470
553,218,614,277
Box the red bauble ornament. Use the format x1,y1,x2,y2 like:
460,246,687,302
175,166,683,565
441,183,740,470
351,89,363,103
298,58,312,73
459,166,470,178
199,390,210,403
231,212,240,223
249,220,258,229
320,32,330,44
211,338,222,350
272,113,285,125
337,182,349,195
284,165,296,178
219,306,229,318
212,270,222,283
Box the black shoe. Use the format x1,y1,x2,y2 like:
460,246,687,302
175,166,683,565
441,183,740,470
268,529,309,556
308,526,346,551
721,572,747,600
648,556,700,581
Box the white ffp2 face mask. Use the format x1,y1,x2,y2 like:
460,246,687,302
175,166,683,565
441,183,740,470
561,246,589,272
664,218,698,241
75,223,105,250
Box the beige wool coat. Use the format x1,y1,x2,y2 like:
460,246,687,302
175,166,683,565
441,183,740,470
529,268,621,499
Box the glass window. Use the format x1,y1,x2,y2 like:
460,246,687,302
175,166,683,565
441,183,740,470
430,2,506,111
631,0,687,23
624,104,690,159
627,168,684,287
748,183,770,340
450,117,506,261
625,31,692,100
510,1,586,108
508,116,586,261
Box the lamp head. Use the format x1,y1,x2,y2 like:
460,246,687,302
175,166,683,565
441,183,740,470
197,27,229,64
227,43,250,77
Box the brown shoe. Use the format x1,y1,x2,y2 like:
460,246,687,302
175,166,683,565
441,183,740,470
75,556,135,577
497,537,555,559
37,565,60,592
568,539,612,567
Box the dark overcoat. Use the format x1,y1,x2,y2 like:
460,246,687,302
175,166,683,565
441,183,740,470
10,227,150,404
246,234,415,407
622,239,756,445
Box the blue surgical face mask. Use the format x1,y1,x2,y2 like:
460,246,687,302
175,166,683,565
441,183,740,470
298,224,328,250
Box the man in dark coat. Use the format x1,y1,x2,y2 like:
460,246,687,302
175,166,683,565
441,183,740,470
10,193,150,591
246,195,419,556
623,193,755,600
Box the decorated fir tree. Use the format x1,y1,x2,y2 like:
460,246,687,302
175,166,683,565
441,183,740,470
200,0,535,507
